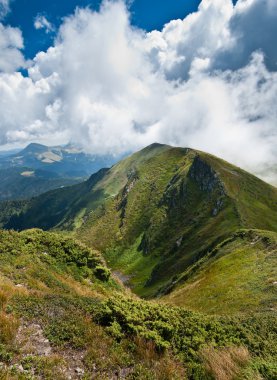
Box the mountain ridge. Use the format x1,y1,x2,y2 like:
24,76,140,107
2,143,276,308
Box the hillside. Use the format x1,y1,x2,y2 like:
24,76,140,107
162,229,277,314
0,143,121,200
0,229,276,379
3,143,277,304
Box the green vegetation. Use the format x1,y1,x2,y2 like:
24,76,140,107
162,229,277,314
0,144,277,378
1,144,277,303
0,229,275,379
76,145,277,300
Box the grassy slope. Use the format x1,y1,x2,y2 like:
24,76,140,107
162,229,277,314
0,229,276,379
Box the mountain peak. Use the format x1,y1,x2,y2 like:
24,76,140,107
20,143,48,155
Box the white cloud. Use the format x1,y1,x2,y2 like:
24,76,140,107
214,0,277,71
0,0,10,19
0,23,25,72
34,15,54,34
0,0,25,72
145,0,234,80
0,0,276,183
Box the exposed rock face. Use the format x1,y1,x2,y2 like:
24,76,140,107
188,155,226,216
117,169,139,227
188,155,225,194
212,198,224,216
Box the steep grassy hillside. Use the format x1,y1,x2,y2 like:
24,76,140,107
0,229,276,379
162,229,277,314
3,144,277,303
76,147,277,299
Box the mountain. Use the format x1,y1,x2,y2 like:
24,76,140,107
3,143,277,312
0,143,121,200
0,144,277,379
3,143,119,177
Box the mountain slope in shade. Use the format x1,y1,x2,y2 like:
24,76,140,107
3,143,277,308
0,167,82,201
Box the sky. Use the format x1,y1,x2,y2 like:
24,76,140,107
0,0,276,184
5,0,203,59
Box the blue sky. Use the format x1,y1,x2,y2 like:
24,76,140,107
6,0,203,58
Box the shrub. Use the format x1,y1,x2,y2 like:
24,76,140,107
94,265,111,282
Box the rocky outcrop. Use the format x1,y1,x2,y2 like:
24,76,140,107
188,155,225,194
117,168,139,227
159,173,188,210
188,155,226,216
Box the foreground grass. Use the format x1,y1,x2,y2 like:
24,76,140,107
0,229,276,379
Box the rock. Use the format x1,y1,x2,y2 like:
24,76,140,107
176,237,183,248
188,155,225,195
75,367,85,376
16,323,52,356
212,197,224,216
119,367,133,377
14,363,24,372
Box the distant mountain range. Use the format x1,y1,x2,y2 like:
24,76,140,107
0,143,121,200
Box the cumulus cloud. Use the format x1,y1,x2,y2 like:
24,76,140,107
146,0,234,80
34,15,54,33
0,0,276,183
215,0,277,71
0,23,25,72
0,0,25,72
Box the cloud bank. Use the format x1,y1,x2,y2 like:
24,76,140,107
0,0,276,183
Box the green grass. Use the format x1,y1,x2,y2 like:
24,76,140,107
163,230,277,314
105,237,160,295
